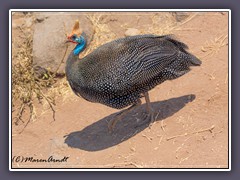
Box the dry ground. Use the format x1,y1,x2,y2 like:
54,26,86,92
11,12,229,168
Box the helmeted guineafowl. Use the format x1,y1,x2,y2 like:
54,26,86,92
65,20,201,131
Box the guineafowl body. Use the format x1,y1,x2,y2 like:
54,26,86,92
66,34,201,109
65,21,201,130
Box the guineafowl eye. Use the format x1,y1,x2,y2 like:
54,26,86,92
71,35,77,40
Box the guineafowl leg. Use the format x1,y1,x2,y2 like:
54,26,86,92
144,92,155,124
108,99,142,132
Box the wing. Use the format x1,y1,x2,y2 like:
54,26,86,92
79,35,188,94
108,35,186,91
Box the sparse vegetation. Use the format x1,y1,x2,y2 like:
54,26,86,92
12,26,56,133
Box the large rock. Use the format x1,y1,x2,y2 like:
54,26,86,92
32,13,94,74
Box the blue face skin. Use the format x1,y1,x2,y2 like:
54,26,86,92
71,34,86,56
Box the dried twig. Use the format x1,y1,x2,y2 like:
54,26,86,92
53,43,69,77
157,135,164,145
112,162,143,168
142,134,153,142
19,103,34,134
35,84,56,122
166,125,215,141
13,104,25,125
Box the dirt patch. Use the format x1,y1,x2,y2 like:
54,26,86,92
11,11,229,169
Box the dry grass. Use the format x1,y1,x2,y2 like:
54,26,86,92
83,14,117,56
201,34,228,59
147,13,199,35
12,26,56,133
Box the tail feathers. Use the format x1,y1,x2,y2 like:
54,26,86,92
187,53,202,66
162,35,202,66
159,34,188,52
163,35,189,51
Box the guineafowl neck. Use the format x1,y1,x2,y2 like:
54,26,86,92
73,42,86,56
66,43,86,67
66,50,79,66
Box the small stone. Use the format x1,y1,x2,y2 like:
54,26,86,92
130,147,136,152
202,136,207,141
35,17,45,23
172,12,190,22
125,28,140,37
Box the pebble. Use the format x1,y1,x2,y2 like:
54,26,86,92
125,28,140,37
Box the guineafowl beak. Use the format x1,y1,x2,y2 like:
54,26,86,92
65,36,71,43
66,36,77,44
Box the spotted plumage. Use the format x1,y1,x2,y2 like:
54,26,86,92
66,34,201,109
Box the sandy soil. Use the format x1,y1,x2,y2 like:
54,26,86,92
11,12,229,169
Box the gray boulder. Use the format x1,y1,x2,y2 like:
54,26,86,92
32,13,94,75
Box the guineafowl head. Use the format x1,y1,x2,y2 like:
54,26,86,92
66,20,86,56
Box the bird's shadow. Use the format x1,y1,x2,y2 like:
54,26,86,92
64,94,195,151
